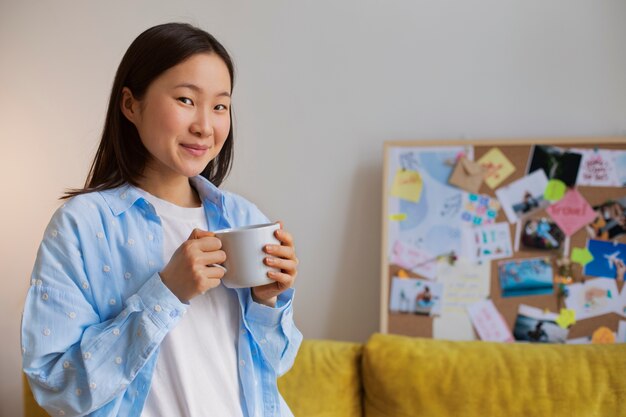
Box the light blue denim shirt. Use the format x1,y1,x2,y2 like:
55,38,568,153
21,176,302,417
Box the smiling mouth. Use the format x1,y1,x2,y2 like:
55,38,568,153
181,144,211,156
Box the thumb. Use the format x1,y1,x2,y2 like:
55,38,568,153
188,228,215,240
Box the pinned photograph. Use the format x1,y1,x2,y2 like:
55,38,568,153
498,257,554,297
565,278,620,320
527,145,582,187
521,218,564,250
389,277,443,316
513,305,569,343
496,170,550,223
586,197,626,241
583,239,626,280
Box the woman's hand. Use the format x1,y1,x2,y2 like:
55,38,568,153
252,222,298,307
160,229,227,302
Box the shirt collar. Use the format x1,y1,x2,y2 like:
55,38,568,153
99,176,224,216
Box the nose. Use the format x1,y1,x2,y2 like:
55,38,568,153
190,111,214,138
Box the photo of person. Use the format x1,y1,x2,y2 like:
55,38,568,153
586,197,626,240
496,169,550,223
513,305,569,343
389,277,443,316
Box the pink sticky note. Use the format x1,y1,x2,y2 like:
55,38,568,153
546,189,597,236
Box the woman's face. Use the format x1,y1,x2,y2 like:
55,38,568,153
123,52,232,182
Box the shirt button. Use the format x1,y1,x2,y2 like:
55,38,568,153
51,230,58,238
109,299,116,305
31,279,36,286
68,312,76,319
103,265,111,272
83,352,91,360
63,361,70,369
127,238,135,246
115,357,122,365
89,382,97,390
124,272,132,279
154,305,162,312
58,410,66,416
75,388,82,396
148,260,155,267
112,328,120,336
97,232,104,239
120,192,127,200
82,282,89,289
42,293,49,301
169,310,178,318
147,234,154,241
36,279,43,286
43,328,51,336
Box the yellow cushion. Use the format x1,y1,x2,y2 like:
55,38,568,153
363,333,626,417
278,339,363,417
23,373,49,417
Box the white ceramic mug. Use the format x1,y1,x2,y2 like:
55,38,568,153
214,222,281,288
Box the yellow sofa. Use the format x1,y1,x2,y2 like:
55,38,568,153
278,333,626,417
24,333,626,416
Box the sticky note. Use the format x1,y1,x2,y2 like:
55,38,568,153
397,269,409,278
391,169,423,202
544,179,566,202
591,326,615,344
555,309,576,328
389,213,407,221
477,148,516,189
571,247,594,266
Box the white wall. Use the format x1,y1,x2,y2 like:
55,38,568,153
1,0,624,415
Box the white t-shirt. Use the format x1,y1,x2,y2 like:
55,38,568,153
139,190,243,417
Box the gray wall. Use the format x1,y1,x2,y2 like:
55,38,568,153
1,0,624,415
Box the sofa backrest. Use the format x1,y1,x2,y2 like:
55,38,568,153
278,339,363,417
363,333,626,417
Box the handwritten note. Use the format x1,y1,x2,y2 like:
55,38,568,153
390,239,437,280
433,260,491,341
574,148,619,186
467,299,514,342
460,193,500,226
546,189,597,236
477,148,516,189
391,169,423,202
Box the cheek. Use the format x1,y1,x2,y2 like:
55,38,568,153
216,116,231,143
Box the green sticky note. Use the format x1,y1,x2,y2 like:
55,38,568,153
555,309,576,329
571,247,594,266
544,179,567,202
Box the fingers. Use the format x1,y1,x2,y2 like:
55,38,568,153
265,256,298,272
273,226,294,247
267,269,294,287
188,228,215,240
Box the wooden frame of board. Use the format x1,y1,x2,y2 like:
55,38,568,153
380,137,626,339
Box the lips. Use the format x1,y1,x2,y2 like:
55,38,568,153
181,143,210,156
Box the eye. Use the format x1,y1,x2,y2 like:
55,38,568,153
215,104,229,111
177,97,194,105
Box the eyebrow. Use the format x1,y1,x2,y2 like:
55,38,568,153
174,83,231,97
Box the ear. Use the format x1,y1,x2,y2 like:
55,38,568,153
120,87,140,124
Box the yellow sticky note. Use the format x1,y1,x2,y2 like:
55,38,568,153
477,148,516,189
555,309,576,328
397,269,409,278
591,326,615,344
544,179,567,202
391,169,423,202
571,247,594,266
389,213,407,221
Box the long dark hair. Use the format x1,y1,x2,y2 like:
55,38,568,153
63,23,235,199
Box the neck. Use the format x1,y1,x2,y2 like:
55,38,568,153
137,171,201,208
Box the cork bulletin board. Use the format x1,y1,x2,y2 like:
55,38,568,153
380,137,626,341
